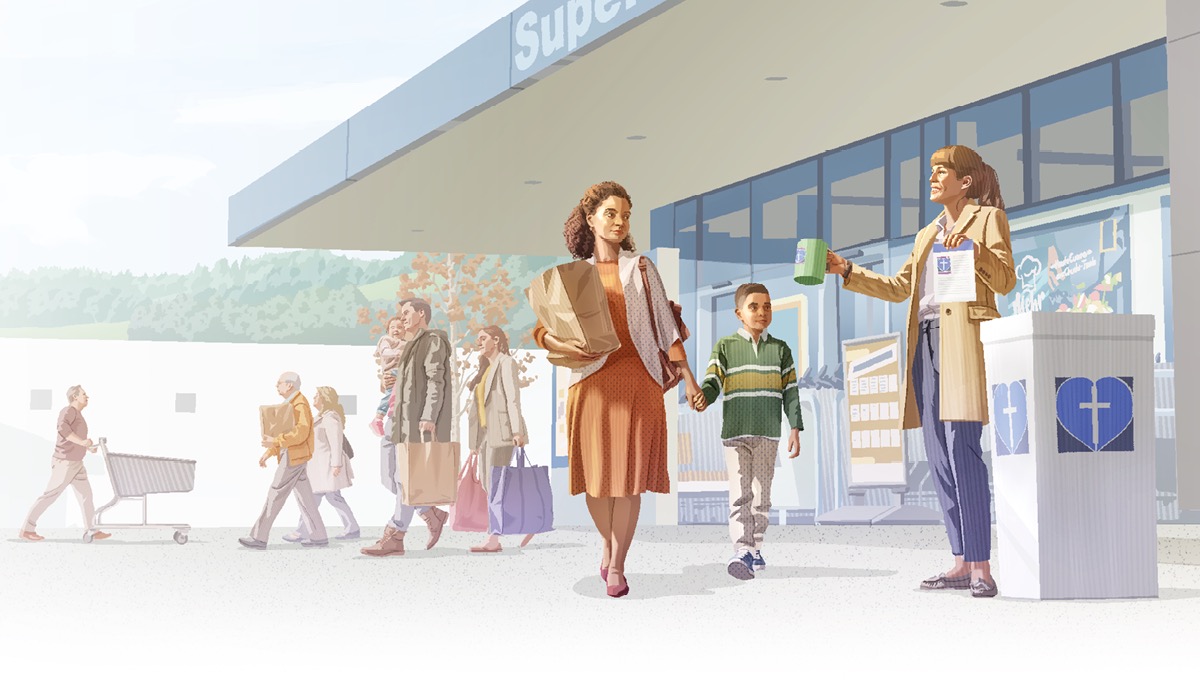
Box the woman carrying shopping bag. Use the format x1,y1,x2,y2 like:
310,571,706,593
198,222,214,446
533,181,703,598
284,386,360,542
464,326,533,552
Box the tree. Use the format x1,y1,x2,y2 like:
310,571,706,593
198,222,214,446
357,253,542,443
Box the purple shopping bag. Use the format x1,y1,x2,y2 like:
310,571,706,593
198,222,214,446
488,447,554,536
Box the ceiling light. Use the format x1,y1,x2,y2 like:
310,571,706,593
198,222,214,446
765,76,788,81
524,180,542,185
626,135,647,140
940,1,967,6
411,229,425,233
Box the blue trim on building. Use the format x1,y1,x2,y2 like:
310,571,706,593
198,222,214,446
550,366,567,468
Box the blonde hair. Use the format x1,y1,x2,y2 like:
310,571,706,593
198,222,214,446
314,386,345,424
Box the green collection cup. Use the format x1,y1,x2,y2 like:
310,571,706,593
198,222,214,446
793,238,828,286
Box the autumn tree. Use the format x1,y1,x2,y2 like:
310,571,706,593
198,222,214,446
357,252,541,443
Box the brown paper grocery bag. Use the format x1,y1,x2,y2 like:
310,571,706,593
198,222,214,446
397,439,460,506
259,402,294,441
527,261,621,368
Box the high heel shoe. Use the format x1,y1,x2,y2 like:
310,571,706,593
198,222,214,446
606,571,629,598
600,566,608,582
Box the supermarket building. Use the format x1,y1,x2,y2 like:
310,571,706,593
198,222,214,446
227,0,1200,523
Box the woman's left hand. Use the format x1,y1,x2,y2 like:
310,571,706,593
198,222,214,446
684,378,703,408
332,466,342,477
512,434,526,447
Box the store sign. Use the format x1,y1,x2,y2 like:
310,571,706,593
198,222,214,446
512,0,652,75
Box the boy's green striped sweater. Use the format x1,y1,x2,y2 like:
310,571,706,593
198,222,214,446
700,330,803,440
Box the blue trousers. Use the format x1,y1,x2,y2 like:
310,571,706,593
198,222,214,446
912,320,991,562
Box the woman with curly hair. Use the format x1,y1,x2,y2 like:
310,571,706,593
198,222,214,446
533,181,704,598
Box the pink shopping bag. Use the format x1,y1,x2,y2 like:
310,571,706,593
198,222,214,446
449,452,489,532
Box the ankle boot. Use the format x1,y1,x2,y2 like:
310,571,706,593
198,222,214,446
419,508,448,550
360,525,405,556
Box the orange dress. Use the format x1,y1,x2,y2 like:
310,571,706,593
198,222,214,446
535,260,686,498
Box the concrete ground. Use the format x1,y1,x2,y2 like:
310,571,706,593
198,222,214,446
2,524,1197,680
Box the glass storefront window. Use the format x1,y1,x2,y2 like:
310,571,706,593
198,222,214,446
889,126,922,237
998,207,1132,317
1030,63,1116,202
699,183,751,287
950,93,1024,207
650,204,674,250
824,138,885,249
675,199,698,261
1120,45,1169,179
750,161,819,265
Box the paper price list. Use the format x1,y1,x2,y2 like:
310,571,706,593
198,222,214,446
848,372,903,451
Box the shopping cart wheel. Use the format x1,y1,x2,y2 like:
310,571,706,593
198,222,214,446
173,531,188,545
83,531,94,543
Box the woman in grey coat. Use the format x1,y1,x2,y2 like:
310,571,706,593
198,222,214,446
465,327,533,552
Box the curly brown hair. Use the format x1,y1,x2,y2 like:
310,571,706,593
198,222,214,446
563,181,637,260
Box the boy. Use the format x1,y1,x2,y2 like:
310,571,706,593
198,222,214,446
695,283,802,580
370,316,406,437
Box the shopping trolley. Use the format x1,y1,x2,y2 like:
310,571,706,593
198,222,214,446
88,437,197,544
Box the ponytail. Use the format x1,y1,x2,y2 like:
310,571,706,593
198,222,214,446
468,357,491,391
974,163,1005,211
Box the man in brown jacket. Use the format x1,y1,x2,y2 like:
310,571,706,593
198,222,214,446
362,298,452,557
240,372,329,549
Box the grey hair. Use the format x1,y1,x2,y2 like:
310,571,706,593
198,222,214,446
66,385,84,402
279,372,301,390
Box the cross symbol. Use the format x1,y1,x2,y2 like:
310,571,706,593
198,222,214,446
1078,385,1111,450
1002,402,1018,449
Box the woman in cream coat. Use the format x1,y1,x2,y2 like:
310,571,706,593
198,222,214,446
466,326,532,553
285,386,360,542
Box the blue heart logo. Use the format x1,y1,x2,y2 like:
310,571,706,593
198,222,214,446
1055,376,1135,453
992,380,1028,456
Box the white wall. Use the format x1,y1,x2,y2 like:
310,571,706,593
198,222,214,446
0,339,554,530
1167,0,1200,509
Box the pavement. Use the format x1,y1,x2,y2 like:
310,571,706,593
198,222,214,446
2,524,1198,680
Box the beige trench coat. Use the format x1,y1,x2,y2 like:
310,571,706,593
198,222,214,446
466,353,529,497
842,203,1016,428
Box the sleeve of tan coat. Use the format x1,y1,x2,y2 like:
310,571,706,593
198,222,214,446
500,355,528,440
841,230,922,303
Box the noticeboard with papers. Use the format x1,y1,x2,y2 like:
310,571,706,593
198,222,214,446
843,333,906,488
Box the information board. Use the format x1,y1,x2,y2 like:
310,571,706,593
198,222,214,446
843,332,906,488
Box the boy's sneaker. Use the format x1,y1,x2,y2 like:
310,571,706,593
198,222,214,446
727,550,756,580
752,550,766,571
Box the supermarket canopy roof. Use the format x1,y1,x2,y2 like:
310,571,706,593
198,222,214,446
228,0,1164,257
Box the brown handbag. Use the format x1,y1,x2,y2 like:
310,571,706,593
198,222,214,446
639,258,687,393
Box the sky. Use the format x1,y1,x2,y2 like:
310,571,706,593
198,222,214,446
0,0,529,276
